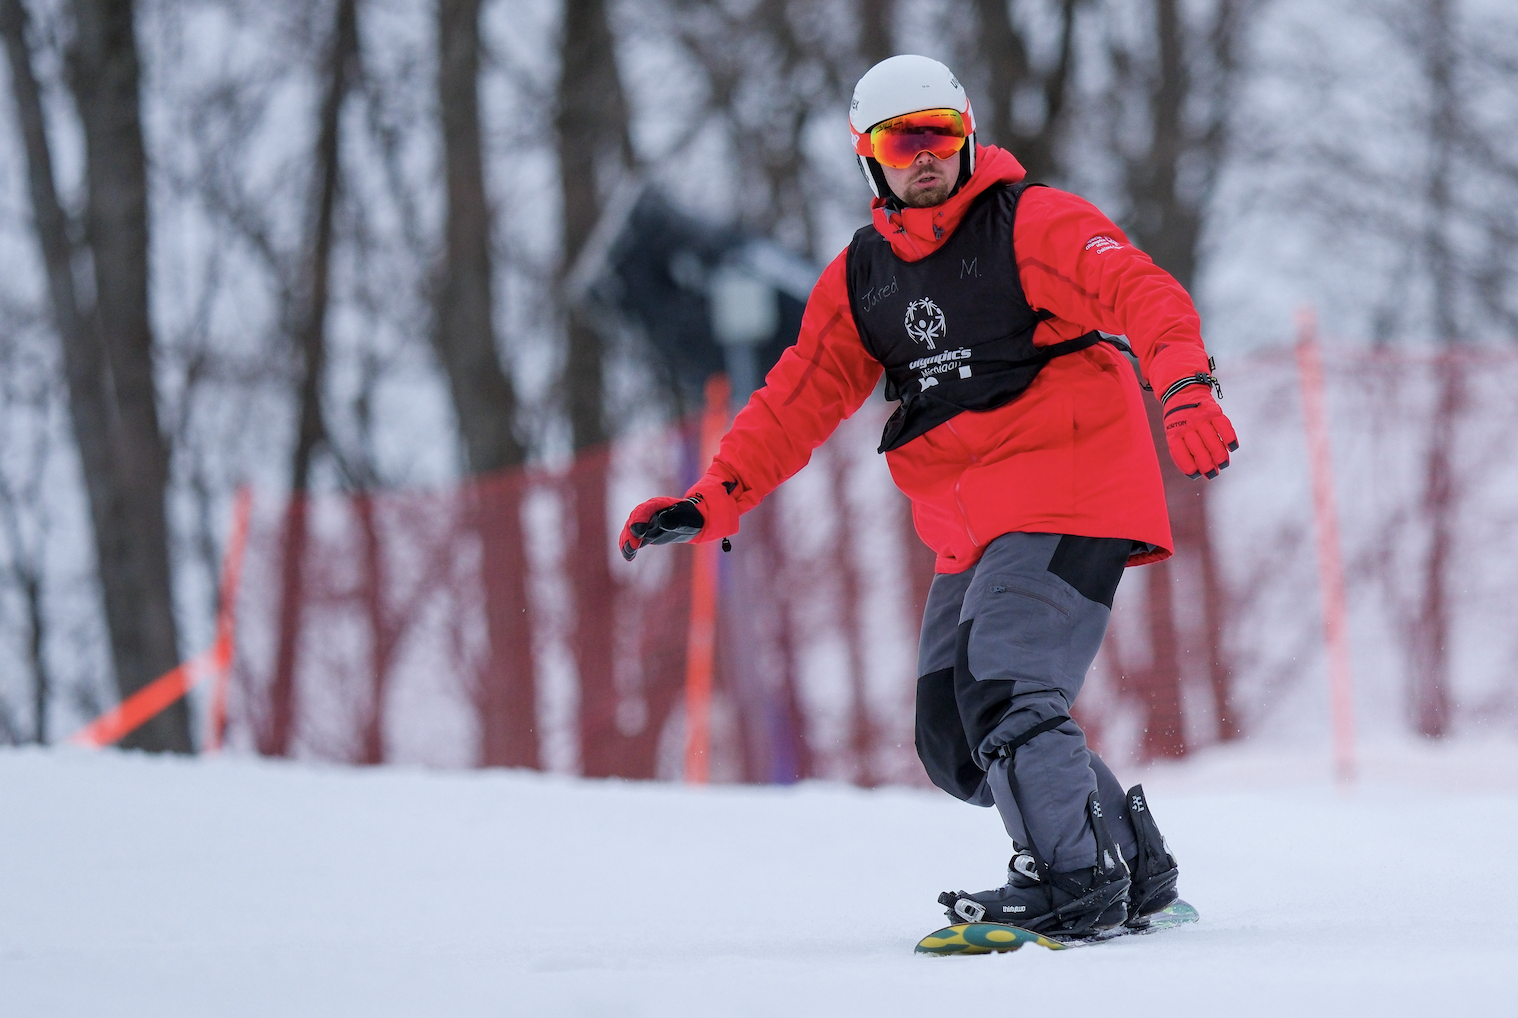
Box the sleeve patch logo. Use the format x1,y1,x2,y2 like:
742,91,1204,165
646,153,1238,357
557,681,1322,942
1085,235,1123,254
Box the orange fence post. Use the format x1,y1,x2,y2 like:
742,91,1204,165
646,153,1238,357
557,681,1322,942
1295,310,1357,784
69,487,254,751
684,375,729,784
205,487,253,753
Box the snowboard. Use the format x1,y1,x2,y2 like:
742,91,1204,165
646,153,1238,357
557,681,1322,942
914,899,1199,955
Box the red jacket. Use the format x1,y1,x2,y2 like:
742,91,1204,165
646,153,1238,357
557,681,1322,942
687,145,1212,573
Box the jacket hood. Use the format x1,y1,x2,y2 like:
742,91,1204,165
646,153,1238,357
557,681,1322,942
870,144,1027,262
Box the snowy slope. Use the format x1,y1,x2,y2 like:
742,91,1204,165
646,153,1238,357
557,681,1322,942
3,745,1514,1017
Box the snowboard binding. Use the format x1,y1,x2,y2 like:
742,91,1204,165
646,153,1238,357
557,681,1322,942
1122,783,1179,927
937,790,1131,939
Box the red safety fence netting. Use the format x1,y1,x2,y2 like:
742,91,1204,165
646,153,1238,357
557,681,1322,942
223,344,1518,780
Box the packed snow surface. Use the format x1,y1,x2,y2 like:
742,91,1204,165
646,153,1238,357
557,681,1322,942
4,741,1515,1017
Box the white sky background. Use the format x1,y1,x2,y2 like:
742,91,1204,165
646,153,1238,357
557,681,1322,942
0,0,1514,741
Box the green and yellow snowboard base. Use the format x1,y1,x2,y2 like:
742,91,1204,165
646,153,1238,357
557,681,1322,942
915,899,1199,955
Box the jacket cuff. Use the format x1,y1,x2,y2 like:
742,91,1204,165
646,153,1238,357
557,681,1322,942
1159,373,1219,404
684,473,742,544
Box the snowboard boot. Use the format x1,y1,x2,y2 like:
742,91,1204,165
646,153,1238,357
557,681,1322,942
938,791,1131,938
1123,784,1179,927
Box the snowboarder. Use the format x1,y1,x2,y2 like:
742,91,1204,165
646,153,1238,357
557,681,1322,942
618,54,1238,938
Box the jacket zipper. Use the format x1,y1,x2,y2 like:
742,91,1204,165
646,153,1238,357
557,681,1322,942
953,476,980,548
945,418,982,548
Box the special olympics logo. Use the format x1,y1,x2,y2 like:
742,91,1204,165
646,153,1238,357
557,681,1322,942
904,298,946,350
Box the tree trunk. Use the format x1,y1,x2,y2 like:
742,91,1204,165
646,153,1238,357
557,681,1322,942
436,0,524,475
557,0,628,454
355,493,397,764
1197,501,1238,740
63,0,189,751
829,447,874,786
1111,0,1249,753
1136,557,1187,759
1413,358,1458,737
265,0,359,756
2,0,91,747
557,0,630,776
24,573,48,744
725,497,806,784
1409,0,1459,738
435,0,537,768
857,0,893,68
470,475,536,768
1124,0,1202,757
568,454,622,776
969,0,1079,182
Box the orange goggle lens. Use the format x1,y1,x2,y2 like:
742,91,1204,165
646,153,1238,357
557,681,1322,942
868,109,966,169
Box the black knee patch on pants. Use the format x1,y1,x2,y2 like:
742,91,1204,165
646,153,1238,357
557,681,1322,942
915,666,986,802
1046,535,1131,609
912,533,1129,812
954,618,1019,762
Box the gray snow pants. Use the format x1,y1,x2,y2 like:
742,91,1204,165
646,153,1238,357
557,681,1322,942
915,532,1139,873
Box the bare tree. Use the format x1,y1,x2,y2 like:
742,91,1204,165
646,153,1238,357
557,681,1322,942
1370,0,1518,737
434,0,536,768
436,0,525,479
1104,0,1259,287
962,0,1082,182
558,0,631,456
70,0,193,752
3,0,190,751
0,305,58,744
265,0,361,756
1406,0,1460,739
556,0,635,777
858,0,893,67
1263,0,1518,737
664,0,862,256
1097,0,1264,755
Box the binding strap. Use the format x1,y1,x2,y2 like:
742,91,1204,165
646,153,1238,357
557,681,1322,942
996,714,1071,760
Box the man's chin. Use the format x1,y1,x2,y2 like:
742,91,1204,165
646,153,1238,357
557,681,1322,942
904,182,952,208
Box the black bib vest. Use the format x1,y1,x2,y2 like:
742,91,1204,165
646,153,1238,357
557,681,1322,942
846,183,1101,452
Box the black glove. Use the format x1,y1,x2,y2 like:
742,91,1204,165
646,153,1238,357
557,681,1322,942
620,497,705,561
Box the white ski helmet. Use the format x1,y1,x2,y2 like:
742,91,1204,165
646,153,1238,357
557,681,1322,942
849,54,977,200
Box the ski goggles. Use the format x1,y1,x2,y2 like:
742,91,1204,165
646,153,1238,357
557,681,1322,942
860,109,967,169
